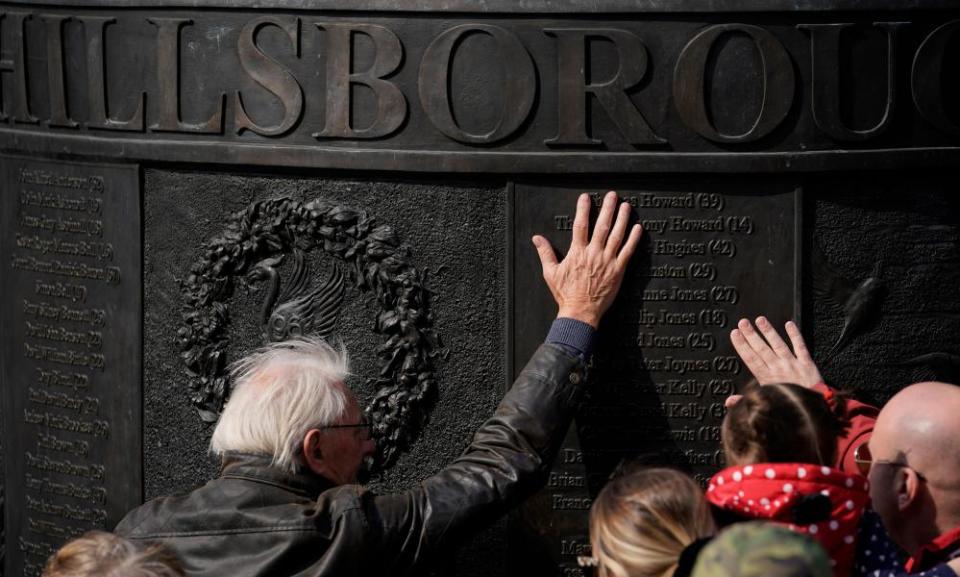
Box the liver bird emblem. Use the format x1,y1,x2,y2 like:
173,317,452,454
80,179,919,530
246,249,345,342
811,243,885,363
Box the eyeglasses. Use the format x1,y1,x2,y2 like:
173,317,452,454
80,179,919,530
854,442,927,481
321,423,373,441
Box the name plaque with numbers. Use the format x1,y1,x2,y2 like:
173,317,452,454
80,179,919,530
510,181,799,576
0,157,142,577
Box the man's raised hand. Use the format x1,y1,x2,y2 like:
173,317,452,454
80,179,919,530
730,316,823,388
532,191,642,329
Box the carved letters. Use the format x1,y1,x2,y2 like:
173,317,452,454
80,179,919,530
545,28,664,146
0,11,34,124
79,15,145,131
314,23,406,139
40,14,76,129
235,16,304,137
420,24,536,144
800,22,905,141
147,17,225,133
673,24,795,143
0,9,957,160
912,20,960,136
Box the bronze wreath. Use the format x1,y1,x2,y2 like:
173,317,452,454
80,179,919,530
177,197,444,468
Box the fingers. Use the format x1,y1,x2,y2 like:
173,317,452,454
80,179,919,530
755,316,792,359
785,321,814,363
589,191,618,250
616,224,644,268
737,318,779,366
731,324,767,376
605,202,632,258
532,235,558,275
571,193,591,248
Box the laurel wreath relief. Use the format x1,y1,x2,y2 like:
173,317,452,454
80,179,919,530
178,197,445,468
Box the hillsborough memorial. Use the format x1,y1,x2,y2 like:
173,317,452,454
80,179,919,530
1,1,959,576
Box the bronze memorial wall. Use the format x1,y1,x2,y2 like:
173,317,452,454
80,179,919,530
1,2,959,576
1,158,142,576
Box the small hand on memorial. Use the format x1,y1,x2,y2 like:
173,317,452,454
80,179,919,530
532,191,642,329
726,317,823,407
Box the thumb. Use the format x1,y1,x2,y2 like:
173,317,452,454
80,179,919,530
724,394,743,409
532,235,558,272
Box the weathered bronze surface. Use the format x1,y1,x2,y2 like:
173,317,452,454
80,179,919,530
177,197,444,468
511,182,798,575
0,7,957,171
0,157,142,577
0,2,958,577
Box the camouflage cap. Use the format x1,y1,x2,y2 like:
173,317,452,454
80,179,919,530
690,522,833,577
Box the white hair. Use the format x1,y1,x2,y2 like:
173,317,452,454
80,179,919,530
210,338,351,473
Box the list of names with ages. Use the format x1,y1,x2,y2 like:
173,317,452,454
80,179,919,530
2,158,141,577
512,184,797,577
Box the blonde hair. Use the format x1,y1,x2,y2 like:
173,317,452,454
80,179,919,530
590,467,716,577
42,531,183,577
210,338,351,473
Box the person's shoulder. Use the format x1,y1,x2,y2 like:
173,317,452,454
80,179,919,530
316,483,368,513
314,484,388,537
853,509,904,576
114,492,188,537
114,476,247,537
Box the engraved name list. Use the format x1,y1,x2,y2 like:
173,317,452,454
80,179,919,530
511,182,799,577
0,157,142,577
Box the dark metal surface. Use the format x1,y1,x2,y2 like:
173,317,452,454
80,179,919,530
0,156,142,577
804,176,960,408
511,182,798,576
0,7,958,171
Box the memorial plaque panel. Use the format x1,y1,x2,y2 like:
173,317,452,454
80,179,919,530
510,181,799,576
0,157,142,577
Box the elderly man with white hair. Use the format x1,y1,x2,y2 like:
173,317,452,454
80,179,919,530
209,340,372,486
115,192,642,577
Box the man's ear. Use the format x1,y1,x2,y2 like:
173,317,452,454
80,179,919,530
898,468,923,511
302,429,325,476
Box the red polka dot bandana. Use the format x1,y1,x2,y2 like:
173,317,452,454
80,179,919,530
707,463,871,576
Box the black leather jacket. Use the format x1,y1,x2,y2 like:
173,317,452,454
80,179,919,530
115,344,587,576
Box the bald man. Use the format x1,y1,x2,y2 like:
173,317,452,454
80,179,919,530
728,319,960,575
865,382,960,574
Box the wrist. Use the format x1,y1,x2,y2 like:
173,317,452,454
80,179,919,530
557,307,600,329
547,318,597,358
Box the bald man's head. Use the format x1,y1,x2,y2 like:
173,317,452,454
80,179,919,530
869,382,960,553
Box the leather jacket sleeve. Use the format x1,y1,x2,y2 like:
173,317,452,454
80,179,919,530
361,343,587,574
